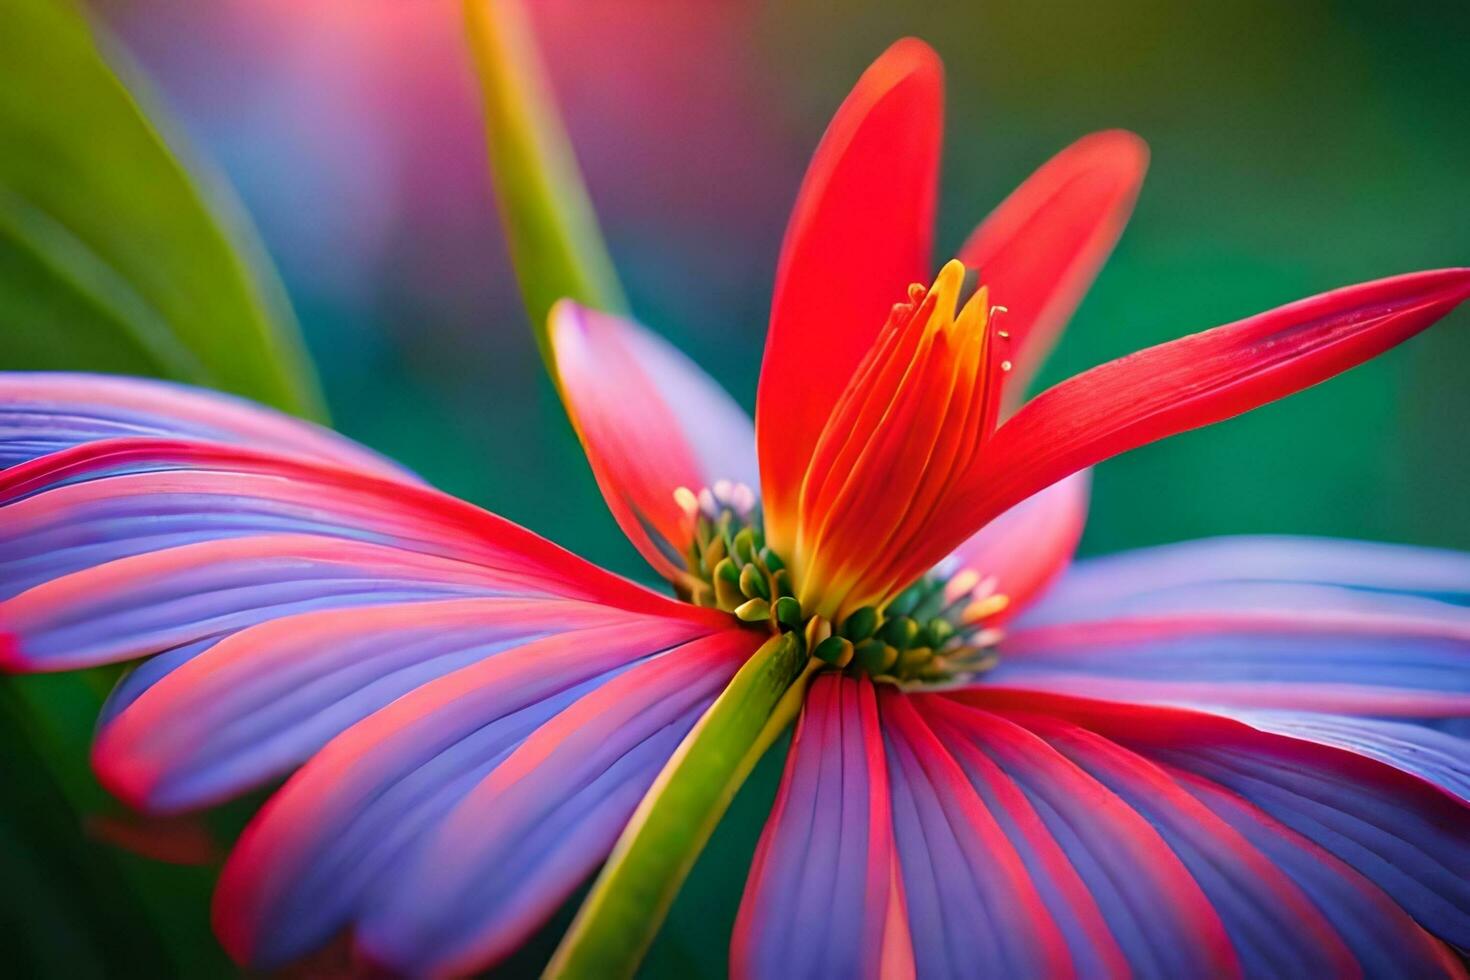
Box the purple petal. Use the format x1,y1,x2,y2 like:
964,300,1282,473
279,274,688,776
0,372,413,479
733,675,899,980
1021,536,1470,627
352,631,755,976
213,621,745,971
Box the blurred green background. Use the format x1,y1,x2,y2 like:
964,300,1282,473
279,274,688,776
2,0,1467,975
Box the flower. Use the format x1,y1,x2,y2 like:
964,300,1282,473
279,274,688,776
3,36,1469,980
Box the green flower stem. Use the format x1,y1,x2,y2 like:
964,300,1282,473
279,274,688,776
547,635,817,979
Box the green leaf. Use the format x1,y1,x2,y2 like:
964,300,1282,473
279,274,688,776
0,0,324,418
547,634,816,979
462,0,627,369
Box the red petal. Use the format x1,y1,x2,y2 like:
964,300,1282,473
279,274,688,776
901,268,1470,587
956,131,1148,408
793,264,1009,617
756,38,943,556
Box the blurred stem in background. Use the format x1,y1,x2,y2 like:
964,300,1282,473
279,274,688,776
463,0,627,372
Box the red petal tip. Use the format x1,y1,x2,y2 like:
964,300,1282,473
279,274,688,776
1358,267,1470,320
877,36,943,74
1077,127,1150,163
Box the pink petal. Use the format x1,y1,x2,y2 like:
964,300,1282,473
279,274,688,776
945,470,1090,622
550,302,755,583
0,372,411,479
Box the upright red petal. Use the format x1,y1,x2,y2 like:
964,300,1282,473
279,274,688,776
956,131,1148,408
756,38,943,556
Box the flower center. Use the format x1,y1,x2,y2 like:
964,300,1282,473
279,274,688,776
674,481,1005,687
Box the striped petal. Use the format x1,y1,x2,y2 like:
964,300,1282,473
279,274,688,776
0,437,734,845
1150,734,1470,951
550,302,756,583
6,536,507,671
0,372,410,478
215,626,758,974
991,538,1470,716
1171,765,1464,977
916,700,1129,978
757,38,942,557
873,269,1470,597
91,597,648,811
908,694,1235,977
880,690,1080,977
0,440,696,638
956,131,1148,407
959,689,1470,954
732,674,909,980
1220,711,1470,803
1033,714,1363,977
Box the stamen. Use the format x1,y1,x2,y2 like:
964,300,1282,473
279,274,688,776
796,552,1015,687
676,481,809,639
946,567,981,599
673,485,700,518
961,592,1010,623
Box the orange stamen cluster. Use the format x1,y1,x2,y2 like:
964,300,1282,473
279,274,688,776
791,260,1011,620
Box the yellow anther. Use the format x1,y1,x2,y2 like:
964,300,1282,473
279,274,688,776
946,567,981,598
962,592,1011,624
673,486,699,516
